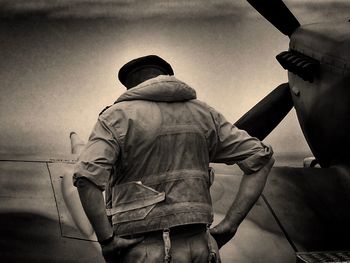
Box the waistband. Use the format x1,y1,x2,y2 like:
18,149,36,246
120,223,207,240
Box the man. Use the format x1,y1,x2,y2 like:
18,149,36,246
73,55,274,262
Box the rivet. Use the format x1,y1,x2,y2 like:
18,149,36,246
291,86,300,96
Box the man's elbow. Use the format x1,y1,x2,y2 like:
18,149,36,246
244,157,275,196
75,177,103,192
256,156,275,181
245,156,275,177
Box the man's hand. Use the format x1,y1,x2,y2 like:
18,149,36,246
101,235,144,262
210,157,274,249
209,219,237,249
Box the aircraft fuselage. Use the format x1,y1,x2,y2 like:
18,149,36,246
288,21,350,168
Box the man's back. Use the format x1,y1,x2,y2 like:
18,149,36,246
73,55,274,263
100,76,216,181
99,75,216,236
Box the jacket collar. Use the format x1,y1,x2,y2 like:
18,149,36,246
116,75,196,103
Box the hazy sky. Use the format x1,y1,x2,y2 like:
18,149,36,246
0,0,350,23
0,0,349,23
1,0,348,161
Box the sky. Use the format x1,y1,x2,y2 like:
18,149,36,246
0,0,349,164
0,0,349,22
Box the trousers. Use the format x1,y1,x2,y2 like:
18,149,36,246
118,225,221,263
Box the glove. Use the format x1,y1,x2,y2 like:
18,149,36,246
209,220,237,249
100,234,144,262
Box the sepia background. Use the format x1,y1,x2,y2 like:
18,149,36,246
1,0,349,165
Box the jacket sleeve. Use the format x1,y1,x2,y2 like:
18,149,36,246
210,110,273,174
73,118,120,190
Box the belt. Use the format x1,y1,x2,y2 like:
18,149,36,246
121,224,207,240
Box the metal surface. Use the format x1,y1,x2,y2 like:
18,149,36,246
211,170,295,263
276,51,319,82
296,251,350,263
247,1,350,168
0,161,57,218
48,162,97,241
0,153,78,163
288,21,350,167
263,167,350,252
0,160,104,262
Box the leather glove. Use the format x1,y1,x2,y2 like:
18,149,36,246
100,235,144,263
209,220,237,249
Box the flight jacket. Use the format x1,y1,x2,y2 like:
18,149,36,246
73,75,273,236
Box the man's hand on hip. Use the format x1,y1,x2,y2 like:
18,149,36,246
210,157,274,249
101,235,144,262
209,219,237,249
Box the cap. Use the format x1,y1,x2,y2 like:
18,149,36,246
118,55,174,86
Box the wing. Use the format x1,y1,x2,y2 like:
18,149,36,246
262,166,350,253
210,164,350,262
0,154,104,262
0,145,296,263
210,163,296,263
4,133,350,262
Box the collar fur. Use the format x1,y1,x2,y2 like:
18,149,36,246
116,75,196,103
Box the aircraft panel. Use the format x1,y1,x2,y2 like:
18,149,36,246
211,172,295,263
0,160,104,262
48,162,98,241
263,167,350,252
0,161,58,220
0,161,54,199
0,153,77,164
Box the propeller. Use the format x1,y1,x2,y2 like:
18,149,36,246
246,0,300,37
234,83,293,141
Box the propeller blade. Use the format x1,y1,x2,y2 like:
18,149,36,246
246,0,300,37
234,83,293,140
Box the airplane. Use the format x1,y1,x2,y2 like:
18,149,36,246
1,0,350,262
233,0,350,262
0,131,296,263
